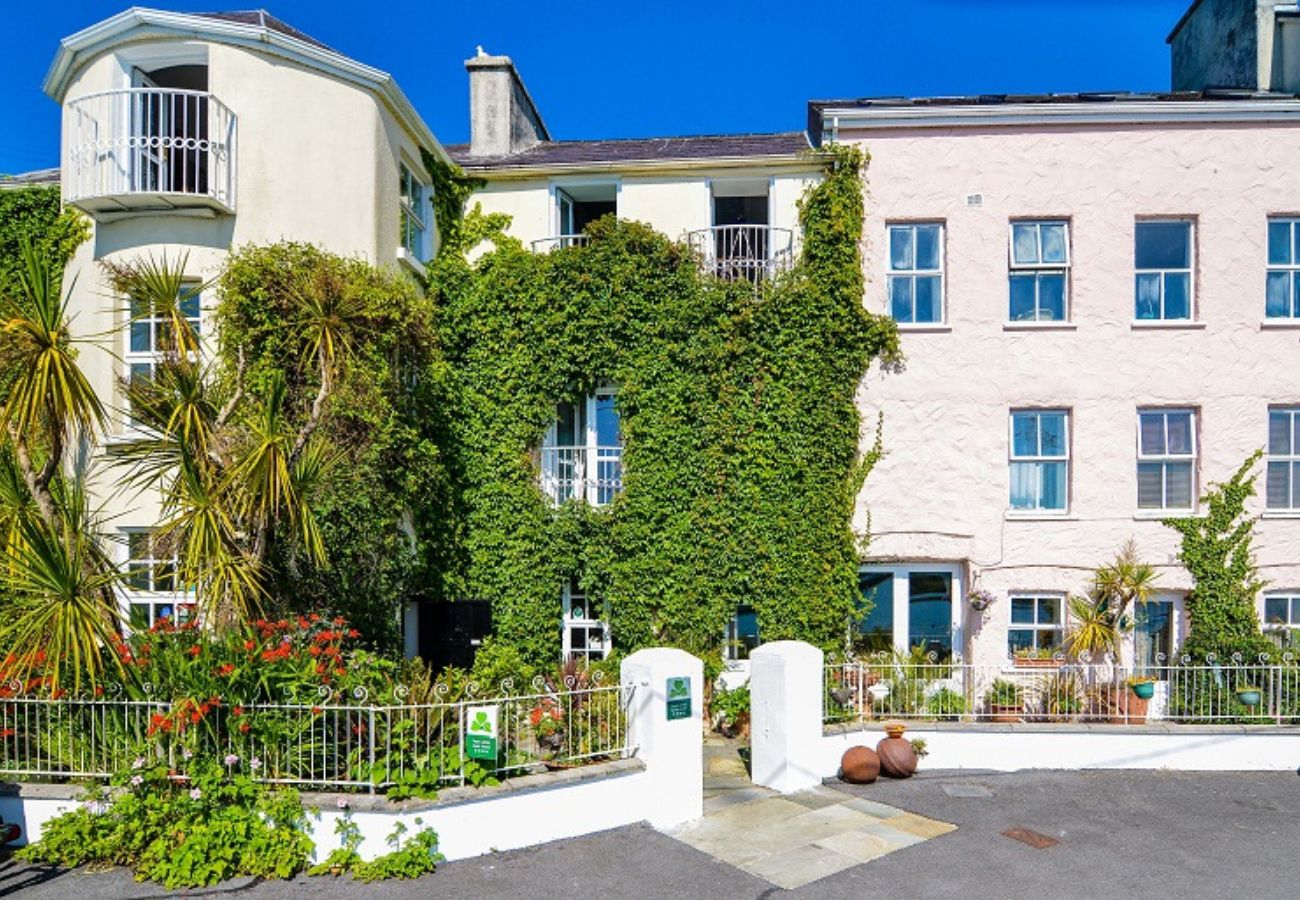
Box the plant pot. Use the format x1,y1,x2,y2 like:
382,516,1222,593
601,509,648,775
1107,690,1148,725
988,704,1021,723
876,736,918,778
840,745,880,784
537,731,564,753
1236,689,1262,707
882,720,906,740
1130,681,1156,700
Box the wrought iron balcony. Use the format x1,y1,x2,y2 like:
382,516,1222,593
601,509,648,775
687,225,794,282
539,445,623,506
64,88,236,217
531,234,593,252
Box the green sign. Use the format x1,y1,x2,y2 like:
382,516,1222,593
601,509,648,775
666,676,692,721
465,705,499,761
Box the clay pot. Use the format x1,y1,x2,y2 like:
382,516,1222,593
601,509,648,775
839,745,881,784
882,720,906,740
988,704,1021,723
876,736,918,778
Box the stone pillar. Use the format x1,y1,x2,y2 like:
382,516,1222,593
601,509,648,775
621,648,703,827
750,640,824,793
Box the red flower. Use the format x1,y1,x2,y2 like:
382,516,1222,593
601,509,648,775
233,705,244,716
334,667,346,677
215,664,235,677
333,616,345,627
239,721,251,733
346,629,360,639
311,706,322,715
187,645,201,658
244,640,255,652
34,650,46,664
0,728,15,739
94,686,105,697
308,645,322,658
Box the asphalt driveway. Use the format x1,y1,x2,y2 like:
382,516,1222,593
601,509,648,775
2,769,1297,898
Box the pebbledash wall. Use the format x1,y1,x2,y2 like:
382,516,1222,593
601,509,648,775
0,649,704,861
822,101,1300,670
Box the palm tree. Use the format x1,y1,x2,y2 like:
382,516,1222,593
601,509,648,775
1065,539,1159,663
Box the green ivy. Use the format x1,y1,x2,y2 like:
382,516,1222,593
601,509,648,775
0,186,87,301
1163,451,1276,662
428,146,899,666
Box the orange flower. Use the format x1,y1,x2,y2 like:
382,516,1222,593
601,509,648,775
311,706,322,715
187,645,201,658
239,721,251,733
243,640,255,652
346,629,360,639
215,664,235,677
233,705,244,716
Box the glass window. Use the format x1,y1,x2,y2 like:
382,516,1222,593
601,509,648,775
1009,221,1069,322
908,572,952,660
541,389,623,506
725,604,760,661
1266,407,1300,510
1134,600,1174,675
887,223,944,324
1008,595,1063,655
857,572,894,654
400,164,431,262
561,579,610,661
1266,218,1300,319
1009,410,1069,511
1137,409,1197,510
1263,594,1300,650
123,530,192,631
125,285,201,425
1134,220,1193,321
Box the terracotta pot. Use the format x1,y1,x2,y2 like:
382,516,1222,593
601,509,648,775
989,704,1021,723
876,736,918,778
1013,657,1062,670
882,720,906,740
1105,687,1148,724
839,745,880,784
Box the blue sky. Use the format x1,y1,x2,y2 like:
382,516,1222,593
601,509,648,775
2,0,1191,174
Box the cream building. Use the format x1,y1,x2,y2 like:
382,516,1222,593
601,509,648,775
42,9,445,643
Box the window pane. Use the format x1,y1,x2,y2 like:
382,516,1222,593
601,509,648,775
1269,220,1292,265
1039,413,1067,457
1264,596,1289,625
1041,461,1067,509
1009,462,1037,509
1269,411,1292,455
1040,224,1067,264
128,531,151,559
1037,596,1061,624
130,321,151,353
1012,224,1038,265
1135,273,1161,319
909,573,952,656
1012,413,1038,457
1038,274,1066,321
556,401,581,446
1137,462,1164,508
1293,597,1300,624
1163,273,1190,319
179,291,200,321
1139,413,1166,455
889,276,914,322
1010,597,1035,624
914,275,940,322
1166,412,1193,455
1135,221,1189,269
1038,629,1061,651
1266,271,1292,318
1165,461,1194,508
595,395,620,446
858,572,893,652
890,227,914,271
1266,461,1291,509
915,225,941,270
1009,274,1037,321
1008,629,1034,652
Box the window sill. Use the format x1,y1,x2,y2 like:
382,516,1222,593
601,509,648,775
1130,320,1206,330
1003,321,1077,332
1133,510,1197,520
1260,319,1300,330
397,248,428,278
1261,511,1300,519
1004,512,1078,521
896,323,952,333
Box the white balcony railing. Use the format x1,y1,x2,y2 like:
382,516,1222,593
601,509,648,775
688,225,794,282
64,88,236,216
540,445,623,506
531,234,592,252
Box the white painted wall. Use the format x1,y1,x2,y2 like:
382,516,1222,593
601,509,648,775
750,640,826,793
842,120,1300,668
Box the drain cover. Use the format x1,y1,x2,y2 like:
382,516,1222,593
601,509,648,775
1002,828,1059,849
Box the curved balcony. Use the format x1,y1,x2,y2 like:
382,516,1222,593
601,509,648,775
687,225,794,283
64,88,236,218
531,234,593,252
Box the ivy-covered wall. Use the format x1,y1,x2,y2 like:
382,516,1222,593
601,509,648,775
429,147,900,666
0,186,87,298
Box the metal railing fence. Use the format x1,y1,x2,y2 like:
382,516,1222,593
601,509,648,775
0,678,634,792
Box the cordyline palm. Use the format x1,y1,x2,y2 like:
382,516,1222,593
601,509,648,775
1066,539,1159,662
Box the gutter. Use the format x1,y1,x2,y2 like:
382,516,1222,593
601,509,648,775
456,153,823,180
816,99,1300,131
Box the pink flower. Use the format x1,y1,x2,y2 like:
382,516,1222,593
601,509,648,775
189,788,202,800
224,753,239,766
249,756,262,772
335,796,349,809
129,775,143,787
131,756,146,770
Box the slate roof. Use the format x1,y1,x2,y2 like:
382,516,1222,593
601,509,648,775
0,167,60,187
448,131,811,170
809,88,1300,113
196,10,333,52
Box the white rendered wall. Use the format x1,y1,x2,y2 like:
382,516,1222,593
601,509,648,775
842,121,1300,668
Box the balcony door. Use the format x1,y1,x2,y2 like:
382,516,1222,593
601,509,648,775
130,70,167,193
130,65,209,195
541,388,622,505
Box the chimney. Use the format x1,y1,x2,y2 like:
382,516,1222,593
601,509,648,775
465,48,550,157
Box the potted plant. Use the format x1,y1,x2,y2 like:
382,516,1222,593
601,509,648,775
530,698,565,754
967,588,996,612
983,678,1023,722
1041,671,1084,722
1013,647,1063,670
1128,674,1157,700
1235,684,1262,708
925,687,967,721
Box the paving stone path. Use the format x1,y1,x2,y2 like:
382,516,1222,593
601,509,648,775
666,737,955,890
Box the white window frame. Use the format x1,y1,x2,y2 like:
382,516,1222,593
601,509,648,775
399,162,432,264
886,222,945,324
123,282,201,430
1266,406,1300,511
1008,220,1070,322
1007,593,1065,656
540,386,622,506
1266,217,1300,320
119,528,193,632
1262,593,1300,649
724,604,760,662
1134,218,1194,321
561,579,610,661
1008,409,1071,513
1136,408,1198,512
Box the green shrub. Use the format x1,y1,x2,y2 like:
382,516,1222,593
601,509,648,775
984,679,1023,708
925,687,967,719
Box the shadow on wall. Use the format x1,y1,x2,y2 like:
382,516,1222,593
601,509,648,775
94,215,236,258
